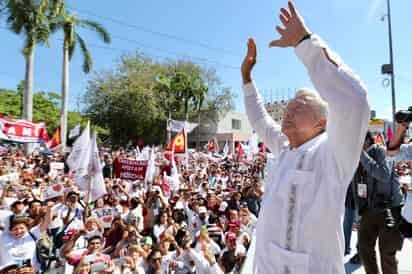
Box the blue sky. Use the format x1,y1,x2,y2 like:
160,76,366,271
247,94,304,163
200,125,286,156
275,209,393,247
0,0,411,120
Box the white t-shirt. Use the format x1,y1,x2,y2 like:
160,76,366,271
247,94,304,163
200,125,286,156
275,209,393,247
0,226,41,271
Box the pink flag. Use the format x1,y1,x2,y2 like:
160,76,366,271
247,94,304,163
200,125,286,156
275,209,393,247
387,126,393,142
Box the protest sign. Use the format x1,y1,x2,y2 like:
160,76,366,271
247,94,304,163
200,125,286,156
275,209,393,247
94,208,114,228
43,182,65,200
114,158,148,181
50,162,65,177
0,115,49,143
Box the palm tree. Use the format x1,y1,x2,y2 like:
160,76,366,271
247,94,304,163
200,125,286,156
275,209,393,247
52,10,111,149
3,0,63,153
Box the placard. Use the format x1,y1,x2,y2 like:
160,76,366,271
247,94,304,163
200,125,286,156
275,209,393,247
94,208,114,228
43,182,65,200
50,162,65,177
114,158,148,181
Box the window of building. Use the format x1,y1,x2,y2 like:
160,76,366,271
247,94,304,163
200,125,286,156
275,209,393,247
232,119,241,130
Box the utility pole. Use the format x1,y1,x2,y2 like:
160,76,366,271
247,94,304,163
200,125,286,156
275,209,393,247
381,0,396,127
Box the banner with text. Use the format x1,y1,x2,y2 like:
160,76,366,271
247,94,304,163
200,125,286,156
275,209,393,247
114,158,148,181
0,115,49,143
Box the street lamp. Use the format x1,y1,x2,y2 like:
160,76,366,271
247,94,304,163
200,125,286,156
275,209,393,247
381,0,396,128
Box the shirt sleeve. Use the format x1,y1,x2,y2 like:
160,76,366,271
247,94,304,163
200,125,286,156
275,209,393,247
29,226,42,239
242,82,287,157
295,35,370,183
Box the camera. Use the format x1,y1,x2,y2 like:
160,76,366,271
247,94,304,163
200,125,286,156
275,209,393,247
395,107,412,123
384,208,396,229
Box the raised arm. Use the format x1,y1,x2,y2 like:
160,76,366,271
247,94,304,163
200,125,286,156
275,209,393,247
270,1,370,181
241,39,287,156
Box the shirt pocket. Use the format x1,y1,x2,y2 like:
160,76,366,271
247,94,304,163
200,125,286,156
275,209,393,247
268,241,309,274
274,169,316,195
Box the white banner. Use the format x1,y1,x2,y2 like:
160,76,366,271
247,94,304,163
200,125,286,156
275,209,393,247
167,119,198,133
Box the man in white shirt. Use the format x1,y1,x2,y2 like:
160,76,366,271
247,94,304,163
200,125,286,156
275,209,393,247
241,1,370,273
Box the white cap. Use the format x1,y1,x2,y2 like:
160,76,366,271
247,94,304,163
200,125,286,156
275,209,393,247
219,201,228,212
198,206,207,214
175,201,185,210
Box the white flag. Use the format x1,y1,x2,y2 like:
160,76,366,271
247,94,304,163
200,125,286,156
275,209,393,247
69,124,81,139
223,140,229,157
67,121,90,175
145,147,156,183
247,133,259,160
88,132,107,201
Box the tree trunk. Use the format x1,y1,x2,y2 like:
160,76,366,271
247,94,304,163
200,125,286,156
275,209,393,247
61,42,70,150
23,46,35,154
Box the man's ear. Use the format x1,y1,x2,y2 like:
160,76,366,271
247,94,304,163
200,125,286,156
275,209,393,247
315,117,327,132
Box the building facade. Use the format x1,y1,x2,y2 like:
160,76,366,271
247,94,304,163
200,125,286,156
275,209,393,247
188,111,253,152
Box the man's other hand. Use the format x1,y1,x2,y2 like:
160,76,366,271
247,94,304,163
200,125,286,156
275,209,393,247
241,38,257,85
269,1,310,48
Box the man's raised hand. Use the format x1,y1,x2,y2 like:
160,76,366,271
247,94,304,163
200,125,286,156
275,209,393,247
241,38,257,85
269,1,310,48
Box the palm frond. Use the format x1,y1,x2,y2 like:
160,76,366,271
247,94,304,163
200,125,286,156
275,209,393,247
78,19,111,43
76,33,92,73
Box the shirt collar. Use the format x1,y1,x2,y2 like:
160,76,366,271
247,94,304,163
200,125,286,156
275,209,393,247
289,132,327,153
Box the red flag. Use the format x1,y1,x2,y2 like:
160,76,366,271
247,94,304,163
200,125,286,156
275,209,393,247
166,129,186,154
47,127,61,149
236,142,245,161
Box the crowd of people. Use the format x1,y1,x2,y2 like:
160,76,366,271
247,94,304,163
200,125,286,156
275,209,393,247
0,144,266,274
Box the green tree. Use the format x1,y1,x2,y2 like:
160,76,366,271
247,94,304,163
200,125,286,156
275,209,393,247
50,8,110,149
2,0,63,122
84,53,234,147
0,84,87,138
2,0,63,152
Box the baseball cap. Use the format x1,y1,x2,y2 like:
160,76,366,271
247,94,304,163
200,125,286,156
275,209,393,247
198,206,207,214
144,236,153,246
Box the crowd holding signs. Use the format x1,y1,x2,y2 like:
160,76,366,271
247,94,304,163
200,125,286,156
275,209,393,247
0,119,267,274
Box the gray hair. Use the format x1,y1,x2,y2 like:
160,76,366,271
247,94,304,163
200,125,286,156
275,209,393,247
294,88,328,120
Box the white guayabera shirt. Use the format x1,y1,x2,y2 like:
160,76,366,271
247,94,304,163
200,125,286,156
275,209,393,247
243,35,370,274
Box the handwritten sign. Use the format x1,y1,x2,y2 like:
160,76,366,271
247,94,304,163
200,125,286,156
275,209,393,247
114,158,148,181
94,208,114,228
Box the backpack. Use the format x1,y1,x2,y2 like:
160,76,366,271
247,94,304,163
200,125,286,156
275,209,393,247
29,232,57,272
